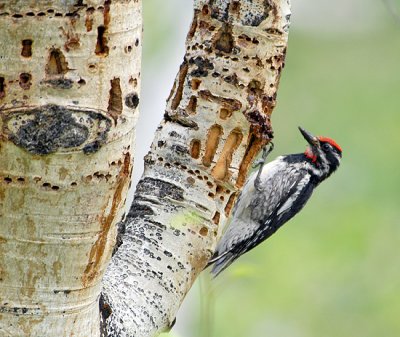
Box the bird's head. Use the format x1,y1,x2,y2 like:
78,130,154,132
299,127,342,178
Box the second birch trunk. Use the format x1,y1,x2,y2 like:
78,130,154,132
102,0,291,336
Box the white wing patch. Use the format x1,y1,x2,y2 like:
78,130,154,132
277,174,310,216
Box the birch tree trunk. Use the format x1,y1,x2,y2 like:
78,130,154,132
0,1,141,336
102,0,291,336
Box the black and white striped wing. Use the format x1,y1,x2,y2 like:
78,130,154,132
210,159,313,276
245,169,314,252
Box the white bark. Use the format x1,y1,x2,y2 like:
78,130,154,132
102,1,291,336
0,1,141,336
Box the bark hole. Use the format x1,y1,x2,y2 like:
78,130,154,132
129,77,138,87
108,78,123,123
212,129,243,180
104,0,111,27
231,1,241,12
215,25,234,54
191,79,201,90
203,125,222,167
248,79,263,93
46,49,68,75
237,135,265,187
199,227,209,236
187,96,197,114
190,139,201,159
19,73,32,90
171,61,189,110
0,77,5,99
187,176,196,185
212,212,220,225
85,7,95,32
21,39,32,57
219,108,231,120
95,26,109,56
225,192,237,216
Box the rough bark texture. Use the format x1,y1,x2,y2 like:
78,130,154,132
0,1,141,336
102,1,291,336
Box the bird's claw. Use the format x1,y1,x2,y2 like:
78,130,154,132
253,142,274,169
252,158,264,169
254,142,274,191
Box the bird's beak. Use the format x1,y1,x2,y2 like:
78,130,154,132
298,127,319,147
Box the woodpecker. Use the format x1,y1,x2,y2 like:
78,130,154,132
208,127,342,276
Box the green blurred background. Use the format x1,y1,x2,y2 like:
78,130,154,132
138,1,400,336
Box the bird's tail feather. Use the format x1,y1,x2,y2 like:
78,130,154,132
210,253,235,277
205,250,229,269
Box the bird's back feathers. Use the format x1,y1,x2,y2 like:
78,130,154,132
209,155,316,276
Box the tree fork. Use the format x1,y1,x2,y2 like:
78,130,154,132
102,0,291,336
0,1,141,336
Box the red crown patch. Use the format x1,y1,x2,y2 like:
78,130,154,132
318,137,342,153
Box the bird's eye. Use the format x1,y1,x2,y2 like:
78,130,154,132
322,143,331,151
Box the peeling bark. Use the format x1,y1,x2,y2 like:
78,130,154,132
0,1,141,336
102,1,291,336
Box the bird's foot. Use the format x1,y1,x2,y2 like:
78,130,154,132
254,142,274,190
253,142,274,169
